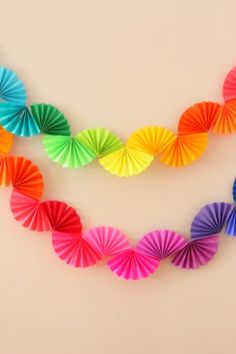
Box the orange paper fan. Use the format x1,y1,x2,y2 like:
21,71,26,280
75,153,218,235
0,126,13,156
178,102,220,134
0,157,10,186
212,100,236,134
160,133,208,167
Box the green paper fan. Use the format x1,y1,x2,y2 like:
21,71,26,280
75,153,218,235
43,135,96,168
31,103,71,136
77,127,123,158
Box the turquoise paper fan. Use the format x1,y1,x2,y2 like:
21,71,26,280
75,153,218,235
0,103,40,136
30,103,71,136
43,135,96,168
0,67,26,105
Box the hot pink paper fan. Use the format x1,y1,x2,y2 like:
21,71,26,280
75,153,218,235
84,226,131,256
223,66,236,102
136,229,187,260
10,190,51,231
171,235,219,269
107,249,160,280
52,231,101,267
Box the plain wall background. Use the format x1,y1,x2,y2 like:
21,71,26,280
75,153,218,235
1,1,236,353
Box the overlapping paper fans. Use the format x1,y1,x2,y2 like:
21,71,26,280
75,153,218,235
0,66,236,176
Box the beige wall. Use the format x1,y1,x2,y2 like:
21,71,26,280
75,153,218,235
1,0,236,353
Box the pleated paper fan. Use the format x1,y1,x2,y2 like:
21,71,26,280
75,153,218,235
41,201,82,234
178,102,220,134
0,126,13,156
0,103,40,137
10,190,51,231
0,67,26,105
6,156,44,199
30,103,71,136
171,235,219,269
223,66,236,102
212,100,236,134
99,146,154,177
0,157,10,186
108,249,160,280
225,207,236,236
136,229,187,260
77,128,123,158
159,132,208,167
126,127,175,155
84,226,131,256
43,135,96,168
52,231,101,267
233,179,236,203
191,202,234,239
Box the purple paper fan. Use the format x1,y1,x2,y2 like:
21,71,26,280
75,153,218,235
136,229,187,260
225,207,236,236
191,202,234,240
171,235,219,269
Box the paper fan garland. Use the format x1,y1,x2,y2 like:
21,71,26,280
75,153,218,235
171,235,219,269
30,103,71,136
223,66,236,102
0,67,26,105
43,135,96,168
108,249,160,280
84,226,130,256
136,230,187,260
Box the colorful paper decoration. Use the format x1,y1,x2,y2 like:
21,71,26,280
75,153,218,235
0,65,236,280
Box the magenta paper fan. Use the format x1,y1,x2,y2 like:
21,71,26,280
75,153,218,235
171,235,219,269
52,231,101,267
191,202,234,239
107,249,160,280
136,229,187,260
10,190,51,231
84,226,131,256
223,66,236,102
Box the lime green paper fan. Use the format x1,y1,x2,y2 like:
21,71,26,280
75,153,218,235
31,104,71,136
77,128,123,158
43,135,96,168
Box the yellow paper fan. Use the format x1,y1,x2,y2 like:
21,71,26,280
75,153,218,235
127,126,175,155
159,133,208,167
99,147,154,177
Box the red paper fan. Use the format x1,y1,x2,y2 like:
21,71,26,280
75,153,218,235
178,102,220,134
108,249,160,280
171,235,219,269
223,66,236,102
84,226,131,256
41,201,82,234
10,190,51,231
52,231,101,267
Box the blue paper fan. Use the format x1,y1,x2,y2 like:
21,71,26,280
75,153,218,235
225,207,236,236
233,179,236,203
0,103,40,136
0,67,26,105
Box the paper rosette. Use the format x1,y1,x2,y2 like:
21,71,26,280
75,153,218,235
77,128,123,158
30,103,71,136
223,66,236,102
43,135,96,168
171,235,219,269
99,146,154,177
0,126,13,156
136,229,186,259
108,249,160,280
84,226,130,256
212,100,236,134
0,67,26,105
52,231,101,267
191,202,234,239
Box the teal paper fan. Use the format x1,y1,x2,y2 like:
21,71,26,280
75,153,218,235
0,103,40,136
30,103,71,136
77,127,123,158
0,67,26,105
43,135,96,168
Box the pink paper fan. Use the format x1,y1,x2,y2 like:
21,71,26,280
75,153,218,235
223,66,236,102
10,190,51,231
136,229,187,260
107,249,160,280
41,201,82,234
52,231,101,267
171,235,219,269
84,226,131,256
